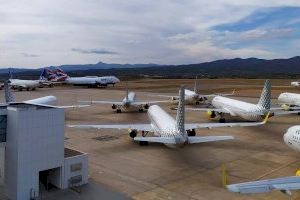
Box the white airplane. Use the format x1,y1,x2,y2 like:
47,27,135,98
46,68,120,87
79,87,168,113
8,70,44,91
278,92,300,113
291,81,300,87
227,125,300,196
157,77,234,105
185,80,299,122
4,81,89,109
69,86,269,147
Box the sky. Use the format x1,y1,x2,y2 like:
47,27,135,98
1,0,300,68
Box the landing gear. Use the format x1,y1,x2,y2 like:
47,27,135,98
219,118,226,123
32,88,36,91
139,141,149,146
298,112,300,115
142,131,148,137
187,129,196,136
116,109,122,113
26,88,30,91
138,109,144,113
18,88,23,91
195,101,200,105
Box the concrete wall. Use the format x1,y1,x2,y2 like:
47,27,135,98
5,105,65,200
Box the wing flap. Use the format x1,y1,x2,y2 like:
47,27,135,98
68,124,153,132
227,176,300,194
134,137,176,144
78,100,122,105
188,136,234,144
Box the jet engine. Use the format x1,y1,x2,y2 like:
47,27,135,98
187,129,196,136
207,110,216,118
112,104,117,109
171,97,178,101
129,129,137,138
144,104,149,109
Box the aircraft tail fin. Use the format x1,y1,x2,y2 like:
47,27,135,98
257,80,271,110
194,76,198,93
176,86,185,134
39,69,47,81
4,81,15,103
8,69,13,79
126,82,129,100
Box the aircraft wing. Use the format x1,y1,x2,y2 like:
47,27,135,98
273,110,300,116
185,113,269,130
68,124,153,132
184,107,230,113
227,176,300,194
201,90,235,98
188,136,234,143
132,100,169,105
56,104,90,109
134,137,176,144
78,100,123,105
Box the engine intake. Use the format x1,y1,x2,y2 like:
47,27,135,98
129,129,137,138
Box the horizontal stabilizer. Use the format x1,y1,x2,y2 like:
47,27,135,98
227,176,300,194
188,136,234,144
273,110,300,116
68,124,153,132
134,136,176,144
78,100,122,105
58,104,90,109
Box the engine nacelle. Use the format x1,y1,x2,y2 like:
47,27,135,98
112,104,117,109
207,110,216,118
199,97,204,102
144,104,149,109
171,97,178,101
129,129,137,138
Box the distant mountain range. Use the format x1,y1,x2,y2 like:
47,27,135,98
3,56,300,79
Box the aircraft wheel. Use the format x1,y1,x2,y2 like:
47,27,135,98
219,118,226,123
195,101,200,105
298,112,300,115
138,109,144,113
32,88,36,91
116,109,122,113
18,88,22,91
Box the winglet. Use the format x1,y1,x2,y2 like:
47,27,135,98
262,112,271,124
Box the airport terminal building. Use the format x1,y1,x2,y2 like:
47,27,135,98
0,103,88,200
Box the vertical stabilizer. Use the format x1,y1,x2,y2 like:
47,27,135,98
126,82,129,100
8,69,13,79
176,86,185,134
39,69,47,81
194,76,198,93
4,81,15,103
257,79,271,110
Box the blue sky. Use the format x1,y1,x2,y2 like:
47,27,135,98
1,1,300,68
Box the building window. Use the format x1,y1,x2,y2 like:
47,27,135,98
0,116,7,143
70,163,82,172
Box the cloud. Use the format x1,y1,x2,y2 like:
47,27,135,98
71,48,118,55
21,53,40,58
2,1,300,67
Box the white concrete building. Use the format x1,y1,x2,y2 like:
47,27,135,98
0,103,88,200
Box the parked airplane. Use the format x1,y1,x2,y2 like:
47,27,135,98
79,86,168,113
156,77,234,105
4,81,89,109
291,81,300,87
45,68,120,87
8,69,57,90
278,92,300,113
227,125,300,196
69,86,269,147
184,80,299,122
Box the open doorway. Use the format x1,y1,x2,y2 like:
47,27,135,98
39,167,61,191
